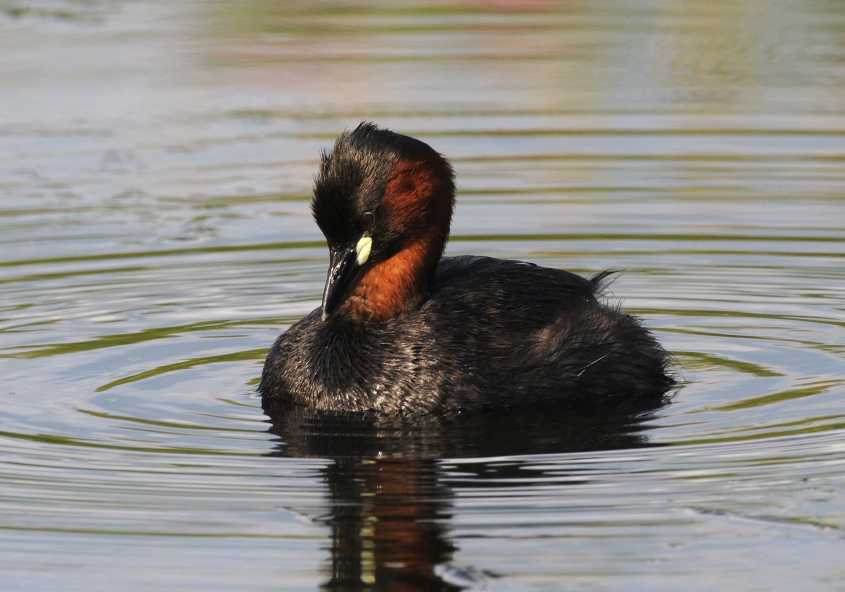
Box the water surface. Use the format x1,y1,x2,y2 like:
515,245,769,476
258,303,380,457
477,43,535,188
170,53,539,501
1,1,844,590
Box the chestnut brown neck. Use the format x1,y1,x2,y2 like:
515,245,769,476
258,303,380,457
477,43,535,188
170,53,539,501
342,158,453,322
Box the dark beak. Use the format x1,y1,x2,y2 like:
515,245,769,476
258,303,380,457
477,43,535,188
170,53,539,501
321,244,360,321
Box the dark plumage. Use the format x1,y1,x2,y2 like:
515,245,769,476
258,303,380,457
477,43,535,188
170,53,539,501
260,122,673,418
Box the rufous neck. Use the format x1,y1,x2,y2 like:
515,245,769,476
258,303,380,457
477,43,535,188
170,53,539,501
341,234,443,322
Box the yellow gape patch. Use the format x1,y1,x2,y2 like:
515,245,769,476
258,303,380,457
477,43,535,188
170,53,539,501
355,234,372,266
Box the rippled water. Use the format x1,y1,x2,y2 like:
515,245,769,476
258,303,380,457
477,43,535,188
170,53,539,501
2,1,845,590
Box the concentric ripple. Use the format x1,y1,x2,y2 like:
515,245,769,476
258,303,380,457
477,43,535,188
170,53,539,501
2,1,845,590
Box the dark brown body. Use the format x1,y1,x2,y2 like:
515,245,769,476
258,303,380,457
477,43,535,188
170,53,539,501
260,256,672,417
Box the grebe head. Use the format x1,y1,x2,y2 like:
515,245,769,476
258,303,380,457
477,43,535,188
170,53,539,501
313,122,455,322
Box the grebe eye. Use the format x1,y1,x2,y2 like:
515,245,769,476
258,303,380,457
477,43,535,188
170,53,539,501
362,211,375,230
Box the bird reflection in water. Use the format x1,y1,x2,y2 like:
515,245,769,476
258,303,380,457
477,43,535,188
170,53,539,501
266,404,657,590
322,457,457,590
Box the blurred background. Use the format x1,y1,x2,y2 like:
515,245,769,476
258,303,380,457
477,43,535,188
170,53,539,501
1,1,844,591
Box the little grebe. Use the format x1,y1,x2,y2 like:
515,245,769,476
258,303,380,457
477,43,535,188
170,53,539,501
260,123,672,417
